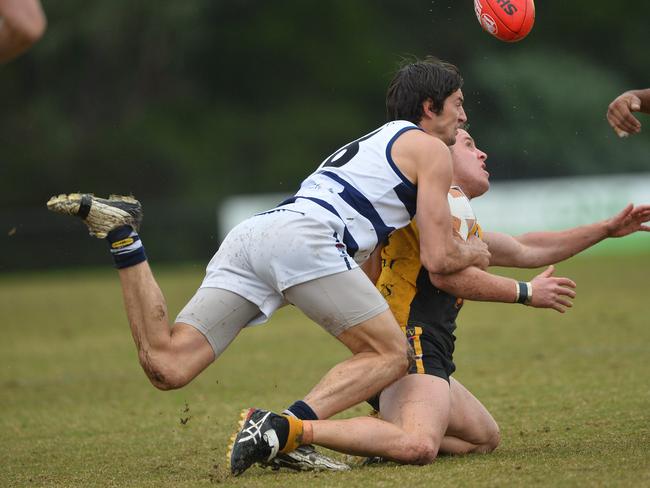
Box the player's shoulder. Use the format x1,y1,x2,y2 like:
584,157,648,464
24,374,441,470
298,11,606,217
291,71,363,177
391,129,450,169
388,123,451,185
396,126,449,150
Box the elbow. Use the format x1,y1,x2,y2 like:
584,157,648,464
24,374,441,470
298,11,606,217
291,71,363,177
427,271,446,289
428,271,458,296
420,250,455,275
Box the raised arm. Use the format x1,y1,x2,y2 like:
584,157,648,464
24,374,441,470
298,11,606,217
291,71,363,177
0,0,46,63
484,204,650,268
392,131,490,274
607,88,650,137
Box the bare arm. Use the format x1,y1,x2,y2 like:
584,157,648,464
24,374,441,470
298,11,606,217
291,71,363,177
484,204,650,268
392,131,490,274
0,0,46,63
607,88,650,137
429,264,576,313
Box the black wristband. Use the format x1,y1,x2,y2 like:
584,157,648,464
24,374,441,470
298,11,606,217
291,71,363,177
516,281,529,304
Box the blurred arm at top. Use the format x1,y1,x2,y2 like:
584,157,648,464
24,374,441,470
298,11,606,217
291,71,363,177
0,0,46,64
607,88,650,138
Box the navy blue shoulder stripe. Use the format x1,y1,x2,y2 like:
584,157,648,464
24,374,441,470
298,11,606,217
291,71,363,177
277,196,360,257
318,170,395,243
385,125,421,190
393,182,417,218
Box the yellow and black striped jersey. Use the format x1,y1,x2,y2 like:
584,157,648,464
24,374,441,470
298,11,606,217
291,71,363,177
377,186,482,330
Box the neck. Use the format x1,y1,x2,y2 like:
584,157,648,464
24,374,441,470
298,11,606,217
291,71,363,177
417,119,443,139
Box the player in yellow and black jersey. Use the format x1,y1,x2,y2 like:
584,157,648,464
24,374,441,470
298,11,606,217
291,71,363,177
377,190,481,383
254,128,650,469
338,128,650,464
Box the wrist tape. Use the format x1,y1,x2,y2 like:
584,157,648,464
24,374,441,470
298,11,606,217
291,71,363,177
515,281,533,305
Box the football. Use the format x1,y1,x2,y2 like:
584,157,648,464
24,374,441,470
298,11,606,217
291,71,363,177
448,187,481,241
474,0,535,42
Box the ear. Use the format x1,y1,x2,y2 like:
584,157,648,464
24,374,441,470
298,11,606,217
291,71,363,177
421,98,437,120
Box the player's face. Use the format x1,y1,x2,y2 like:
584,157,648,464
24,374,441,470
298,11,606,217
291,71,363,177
451,129,489,199
430,89,467,145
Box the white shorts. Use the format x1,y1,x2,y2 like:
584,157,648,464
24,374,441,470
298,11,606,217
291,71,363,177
201,200,362,325
176,269,388,357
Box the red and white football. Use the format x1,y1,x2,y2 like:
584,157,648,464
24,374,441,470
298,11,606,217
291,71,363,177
474,0,535,42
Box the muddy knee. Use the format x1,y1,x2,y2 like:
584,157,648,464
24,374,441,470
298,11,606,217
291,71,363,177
139,350,191,391
401,437,439,465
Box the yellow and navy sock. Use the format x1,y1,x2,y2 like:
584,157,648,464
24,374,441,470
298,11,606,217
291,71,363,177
255,412,303,454
284,400,318,421
106,225,147,269
279,415,304,454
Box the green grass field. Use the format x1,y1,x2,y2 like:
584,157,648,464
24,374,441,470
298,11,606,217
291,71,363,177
2,254,650,487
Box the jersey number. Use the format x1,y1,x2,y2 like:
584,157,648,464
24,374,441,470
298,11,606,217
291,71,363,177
321,128,382,168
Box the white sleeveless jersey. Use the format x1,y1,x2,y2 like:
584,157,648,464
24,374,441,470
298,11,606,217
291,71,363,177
278,120,421,264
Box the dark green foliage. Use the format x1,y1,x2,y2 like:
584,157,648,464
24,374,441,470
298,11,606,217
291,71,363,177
1,1,649,269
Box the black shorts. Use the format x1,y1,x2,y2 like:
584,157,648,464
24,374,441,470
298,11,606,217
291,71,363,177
367,320,457,411
367,268,460,411
405,320,456,381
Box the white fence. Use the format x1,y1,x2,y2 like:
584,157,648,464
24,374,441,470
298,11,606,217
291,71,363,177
219,174,650,254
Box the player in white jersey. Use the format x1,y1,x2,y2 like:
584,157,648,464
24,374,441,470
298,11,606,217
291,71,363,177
202,120,427,324
259,129,650,467
47,57,491,476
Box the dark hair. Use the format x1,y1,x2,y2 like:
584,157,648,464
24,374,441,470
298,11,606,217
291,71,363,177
386,56,463,124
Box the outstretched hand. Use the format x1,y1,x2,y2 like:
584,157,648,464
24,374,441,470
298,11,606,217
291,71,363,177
607,91,643,137
605,204,650,238
529,265,576,313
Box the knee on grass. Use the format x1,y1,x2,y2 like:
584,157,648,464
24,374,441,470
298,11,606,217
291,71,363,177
478,423,501,453
397,436,441,465
466,420,501,454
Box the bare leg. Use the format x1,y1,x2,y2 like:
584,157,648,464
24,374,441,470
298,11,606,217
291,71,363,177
306,375,451,464
228,268,412,475
305,374,499,463
46,194,259,391
117,262,251,390
439,377,500,454
284,268,410,419
301,309,410,419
